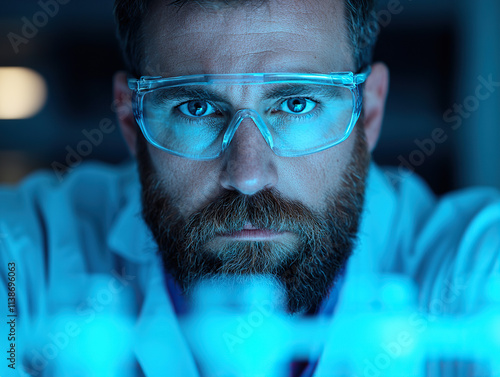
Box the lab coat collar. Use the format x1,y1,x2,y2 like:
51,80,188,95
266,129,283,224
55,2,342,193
105,162,199,375
106,162,158,264
346,162,398,274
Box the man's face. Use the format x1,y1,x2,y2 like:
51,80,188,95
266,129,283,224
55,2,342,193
135,0,372,313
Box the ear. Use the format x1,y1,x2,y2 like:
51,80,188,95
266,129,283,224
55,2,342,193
113,71,137,155
362,62,389,153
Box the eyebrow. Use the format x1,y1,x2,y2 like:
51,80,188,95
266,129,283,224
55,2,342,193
262,84,343,100
151,86,228,103
151,83,343,104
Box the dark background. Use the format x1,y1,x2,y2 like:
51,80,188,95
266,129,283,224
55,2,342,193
1,0,499,194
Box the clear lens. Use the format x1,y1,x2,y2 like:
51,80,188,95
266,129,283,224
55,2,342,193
140,83,355,159
265,85,354,156
143,90,227,158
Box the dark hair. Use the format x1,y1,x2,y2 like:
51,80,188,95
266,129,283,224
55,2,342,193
114,0,379,77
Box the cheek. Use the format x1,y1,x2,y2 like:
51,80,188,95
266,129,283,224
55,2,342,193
280,136,355,210
149,146,220,214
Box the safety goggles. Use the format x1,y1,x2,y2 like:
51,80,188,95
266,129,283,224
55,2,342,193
128,67,371,160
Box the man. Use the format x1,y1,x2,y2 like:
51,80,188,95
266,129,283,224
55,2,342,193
1,0,499,376
115,0,385,315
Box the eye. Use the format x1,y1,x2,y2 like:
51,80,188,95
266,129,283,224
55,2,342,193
178,100,217,117
279,98,316,114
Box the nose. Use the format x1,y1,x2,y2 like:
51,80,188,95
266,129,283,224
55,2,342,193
219,118,278,195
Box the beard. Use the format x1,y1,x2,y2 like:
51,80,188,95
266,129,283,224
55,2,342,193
136,125,370,314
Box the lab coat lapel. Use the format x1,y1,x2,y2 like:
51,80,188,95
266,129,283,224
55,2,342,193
105,167,199,376
133,257,199,377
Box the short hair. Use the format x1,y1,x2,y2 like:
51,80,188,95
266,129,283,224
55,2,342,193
114,0,379,77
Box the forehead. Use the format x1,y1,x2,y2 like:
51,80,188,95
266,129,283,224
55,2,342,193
142,0,352,77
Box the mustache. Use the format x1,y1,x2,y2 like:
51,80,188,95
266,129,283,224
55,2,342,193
182,188,329,244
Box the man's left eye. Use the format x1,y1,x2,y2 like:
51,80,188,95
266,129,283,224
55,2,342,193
279,98,316,114
178,100,217,117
